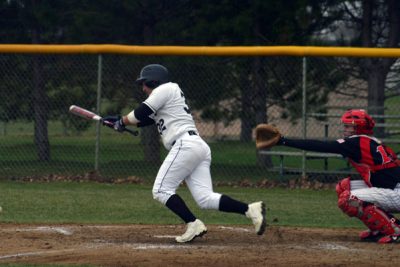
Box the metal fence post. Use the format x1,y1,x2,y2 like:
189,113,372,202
301,57,307,178
95,55,103,171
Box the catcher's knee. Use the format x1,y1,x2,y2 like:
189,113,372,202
195,192,221,210
335,177,351,197
337,190,363,217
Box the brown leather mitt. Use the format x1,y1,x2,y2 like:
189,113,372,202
255,124,282,149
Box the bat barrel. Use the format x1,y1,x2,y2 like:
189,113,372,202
69,105,138,136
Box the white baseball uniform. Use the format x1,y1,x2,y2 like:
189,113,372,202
141,82,221,208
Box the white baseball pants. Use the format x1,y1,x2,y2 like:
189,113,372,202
351,180,400,212
152,132,222,209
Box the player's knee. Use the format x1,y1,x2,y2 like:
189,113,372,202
335,177,350,197
337,190,363,217
152,189,172,205
196,193,221,210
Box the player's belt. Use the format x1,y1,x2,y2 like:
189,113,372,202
171,131,198,146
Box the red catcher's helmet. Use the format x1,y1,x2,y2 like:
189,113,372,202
341,109,375,136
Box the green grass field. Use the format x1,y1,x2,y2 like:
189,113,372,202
0,180,362,229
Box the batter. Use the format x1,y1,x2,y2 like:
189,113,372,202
103,64,266,243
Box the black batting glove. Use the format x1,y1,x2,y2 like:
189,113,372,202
102,115,121,129
113,118,126,132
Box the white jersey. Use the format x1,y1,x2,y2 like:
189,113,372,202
143,82,198,150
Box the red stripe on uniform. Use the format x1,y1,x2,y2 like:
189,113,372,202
360,137,373,165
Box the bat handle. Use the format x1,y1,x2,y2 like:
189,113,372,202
101,119,139,136
124,127,139,136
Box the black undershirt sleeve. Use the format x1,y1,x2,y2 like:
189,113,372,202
134,103,155,127
280,137,344,155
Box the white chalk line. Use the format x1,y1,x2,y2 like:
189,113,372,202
92,242,228,250
0,238,364,261
6,226,73,236
152,226,251,238
313,242,362,251
4,225,251,239
287,242,363,252
153,235,177,238
123,243,192,250
218,226,251,232
0,248,76,260
0,241,228,260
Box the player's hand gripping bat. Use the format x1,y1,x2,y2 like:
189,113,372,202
69,105,139,136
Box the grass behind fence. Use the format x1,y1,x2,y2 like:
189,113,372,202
2,120,400,184
0,129,357,181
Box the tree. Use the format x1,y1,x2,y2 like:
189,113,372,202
171,0,345,166
1,0,78,161
324,0,400,137
66,0,194,164
179,0,343,123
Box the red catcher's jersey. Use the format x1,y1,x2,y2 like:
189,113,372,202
337,135,400,188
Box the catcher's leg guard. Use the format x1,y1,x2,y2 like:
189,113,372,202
360,205,400,243
338,190,400,242
337,190,362,217
359,229,384,242
335,177,351,198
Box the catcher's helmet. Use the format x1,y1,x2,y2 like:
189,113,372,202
135,64,169,88
341,109,375,136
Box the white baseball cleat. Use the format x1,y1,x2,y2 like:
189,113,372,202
175,219,207,243
245,201,266,235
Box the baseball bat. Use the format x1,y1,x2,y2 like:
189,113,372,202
69,105,139,136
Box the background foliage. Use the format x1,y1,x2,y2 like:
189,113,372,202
0,0,400,180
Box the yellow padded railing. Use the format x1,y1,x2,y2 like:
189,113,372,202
0,44,400,57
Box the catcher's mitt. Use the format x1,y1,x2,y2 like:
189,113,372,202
255,124,282,149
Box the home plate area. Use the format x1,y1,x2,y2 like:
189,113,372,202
0,223,398,266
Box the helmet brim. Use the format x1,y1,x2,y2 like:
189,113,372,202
135,78,146,85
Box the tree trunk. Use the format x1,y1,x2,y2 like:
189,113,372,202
361,0,400,138
252,57,272,167
367,68,386,137
240,82,253,142
142,24,161,165
32,30,50,161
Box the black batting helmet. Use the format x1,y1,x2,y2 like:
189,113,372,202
135,64,169,88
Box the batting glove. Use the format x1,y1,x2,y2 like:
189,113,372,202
113,118,126,132
102,115,121,129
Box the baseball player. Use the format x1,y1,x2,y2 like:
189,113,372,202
274,109,400,243
103,64,266,243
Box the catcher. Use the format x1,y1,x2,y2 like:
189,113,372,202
256,109,400,243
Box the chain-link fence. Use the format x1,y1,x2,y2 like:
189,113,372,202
1,47,400,183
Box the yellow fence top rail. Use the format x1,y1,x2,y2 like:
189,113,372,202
1,44,400,57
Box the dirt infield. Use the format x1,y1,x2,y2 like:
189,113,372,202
0,223,398,267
